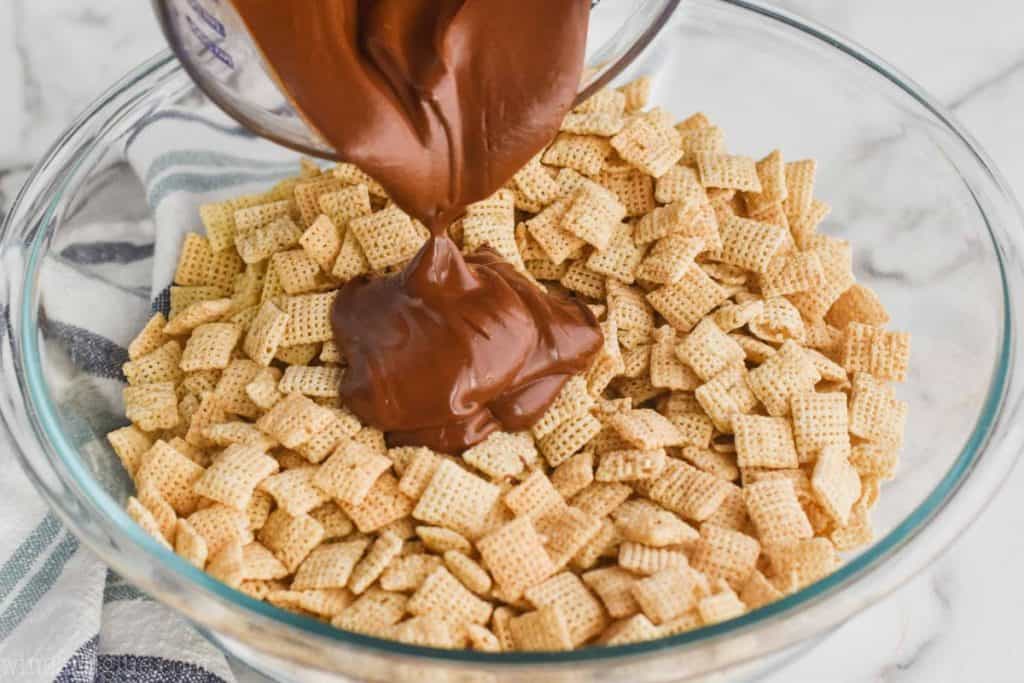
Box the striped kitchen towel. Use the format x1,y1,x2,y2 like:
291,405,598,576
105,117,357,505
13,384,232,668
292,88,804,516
0,98,302,683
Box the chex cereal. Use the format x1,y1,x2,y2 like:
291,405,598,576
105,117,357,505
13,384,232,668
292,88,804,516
110,78,909,651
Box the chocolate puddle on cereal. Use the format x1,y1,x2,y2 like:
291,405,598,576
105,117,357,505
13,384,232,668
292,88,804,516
230,0,603,452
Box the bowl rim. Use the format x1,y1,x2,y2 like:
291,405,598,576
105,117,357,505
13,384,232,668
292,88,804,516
3,0,1022,669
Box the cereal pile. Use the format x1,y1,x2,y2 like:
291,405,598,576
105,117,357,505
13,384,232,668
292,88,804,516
108,76,910,651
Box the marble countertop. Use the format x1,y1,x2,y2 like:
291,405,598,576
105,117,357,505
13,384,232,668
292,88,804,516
1,1,1022,681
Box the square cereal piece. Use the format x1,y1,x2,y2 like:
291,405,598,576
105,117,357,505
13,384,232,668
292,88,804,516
332,163,388,198
697,589,746,625
671,414,714,450
127,498,172,549
689,524,760,589
397,449,444,499
650,327,702,391
258,467,330,517
733,415,799,469
270,587,354,619
598,162,656,217
550,451,595,500
570,518,619,571
408,566,492,626
246,367,284,411
241,542,290,581
281,292,336,346
279,365,344,398
122,341,183,386
631,566,698,625
123,382,179,432
826,283,890,329
760,250,824,299
129,313,169,360
586,222,645,284
235,215,303,264
349,205,425,271
524,572,607,646
163,298,233,337
512,154,560,206
646,264,728,333
694,364,758,433
542,133,611,177
297,410,359,465
332,588,408,636
478,517,556,601
617,76,651,112
617,542,688,576
575,87,626,115
635,234,705,285
537,412,602,468
607,409,683,449
748,296,806,345
331,229,372,281
292,176,346,226
443,550,492,595
647,459,731,521
170,285,229,320
187,504,252,556
380,553,444,592
309,502,355,540
789,198,831,250
747,341,821,417
790,391,850,463
599,614,660,646
570,481,632,519
107,425,153,478
413,460,501,539
174,518,208,568
317,183,373,227
256,392,335,449
314,440,393,506
679,445,739,482
744,479,813,545
258,508,326,572
613,499,698,547
525,198,585,265
340,473,415,534
270,249,328,295
299,214,343,272
213,359,264,418
180,323,241,372
505,472,566,521
274,343,320,366
696,153,762,192
582,567,639,619
633,197,710,246
704,482,749,531
506,606,573,653
174,233,243,291
537,505,603,568
811,445,862,526
561,182,626,251
292,539,369,590
782,159,816,224
416,525,473,555
193,443,279,510
840,323,911,382
233,198,295,236
676,318,745,382
717,215,788,273
786,237,854,321
765,537,838,589
849,441,899,481
462,190,524,269
739,570,783,610
654,164,703,205
463,431,533,480
135,440,205,515
848,374,908,447
202,421,277,451
677,123,724,162
560,261,606,300
610,114,682,178
607,279,656,336
743,149,788,214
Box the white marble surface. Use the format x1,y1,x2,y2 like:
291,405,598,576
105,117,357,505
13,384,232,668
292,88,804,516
1,1,1022,681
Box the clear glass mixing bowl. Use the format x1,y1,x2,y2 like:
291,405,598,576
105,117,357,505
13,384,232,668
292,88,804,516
2,1,1023,681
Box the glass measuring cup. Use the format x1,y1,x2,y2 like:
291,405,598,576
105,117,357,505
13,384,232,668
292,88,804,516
152,0,681,159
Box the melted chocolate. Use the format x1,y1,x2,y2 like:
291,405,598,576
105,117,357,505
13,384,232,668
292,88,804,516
231,0,602,452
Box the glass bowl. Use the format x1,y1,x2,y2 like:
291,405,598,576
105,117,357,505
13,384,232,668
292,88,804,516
2,1,1023,681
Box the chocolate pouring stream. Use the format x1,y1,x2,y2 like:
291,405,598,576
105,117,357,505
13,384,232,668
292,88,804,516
231,0,603,452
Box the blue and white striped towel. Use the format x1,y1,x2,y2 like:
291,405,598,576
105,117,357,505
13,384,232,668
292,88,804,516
0,99,304,683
